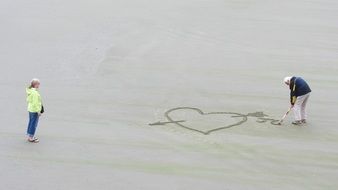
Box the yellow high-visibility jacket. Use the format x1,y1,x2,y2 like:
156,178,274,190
26,87,42,113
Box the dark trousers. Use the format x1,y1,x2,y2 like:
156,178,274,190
27,112,39,137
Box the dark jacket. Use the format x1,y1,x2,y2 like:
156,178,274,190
290,77,311,105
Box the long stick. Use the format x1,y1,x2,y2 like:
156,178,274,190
277,107,292,125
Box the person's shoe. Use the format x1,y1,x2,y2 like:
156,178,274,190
27,137,39,143
301,119,307,124
292,120,302,125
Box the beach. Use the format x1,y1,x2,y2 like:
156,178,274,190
1,0,338,189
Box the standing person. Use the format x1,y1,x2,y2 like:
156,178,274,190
284,76,311,125
26,78,43,143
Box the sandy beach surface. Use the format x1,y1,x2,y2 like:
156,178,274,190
1,0,338,189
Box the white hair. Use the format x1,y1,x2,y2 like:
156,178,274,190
283,76,292,84
30,78,40,88
31,78,40,83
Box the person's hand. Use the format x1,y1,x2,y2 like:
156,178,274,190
290,105,294,108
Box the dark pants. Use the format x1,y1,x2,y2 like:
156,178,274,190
27,112,39,137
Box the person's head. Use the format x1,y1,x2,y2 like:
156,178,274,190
30,78,40,89
283,76,292,86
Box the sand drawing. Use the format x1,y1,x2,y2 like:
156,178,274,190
149,107,280,135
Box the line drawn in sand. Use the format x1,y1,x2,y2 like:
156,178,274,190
149,107,281,135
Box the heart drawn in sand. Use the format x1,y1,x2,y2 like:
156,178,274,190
164,107,248,135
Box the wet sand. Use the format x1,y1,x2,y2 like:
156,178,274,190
1,0,338,189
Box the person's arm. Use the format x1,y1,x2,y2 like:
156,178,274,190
31,92,42,114
290,80,297,106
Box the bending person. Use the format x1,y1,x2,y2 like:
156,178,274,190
284,76,311,125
